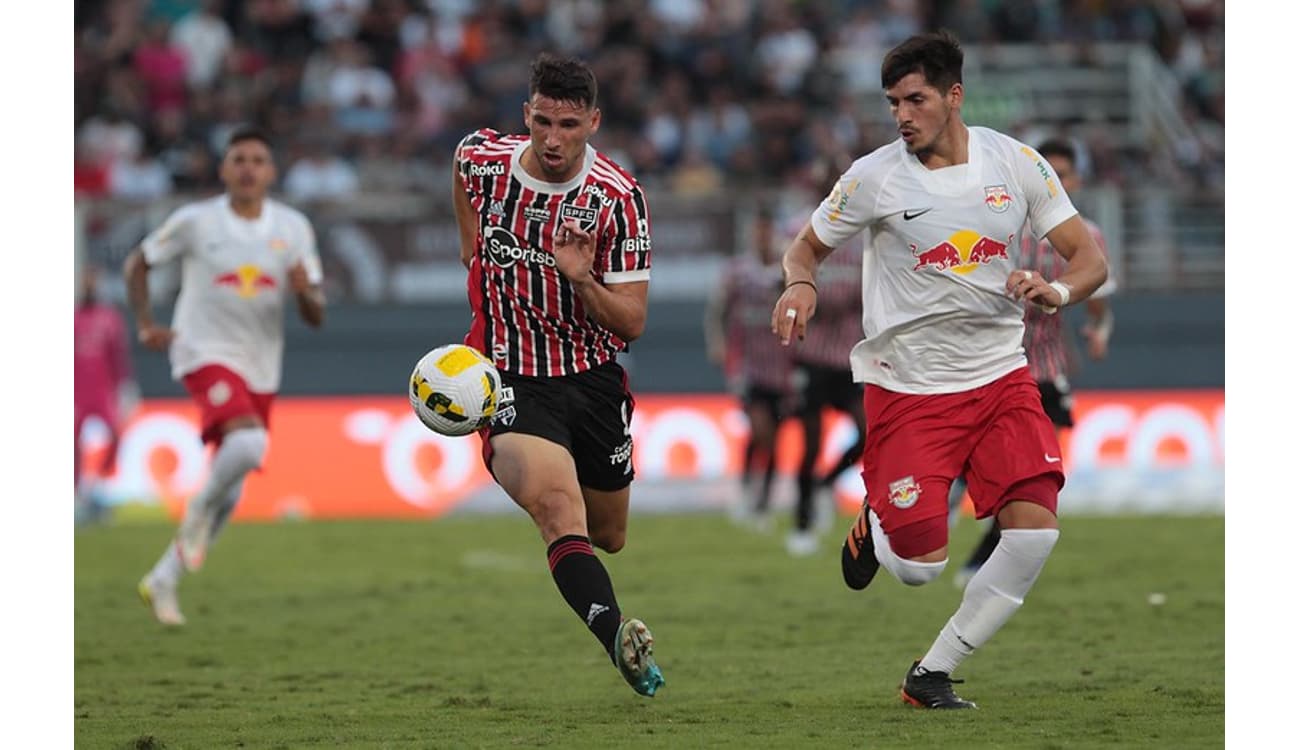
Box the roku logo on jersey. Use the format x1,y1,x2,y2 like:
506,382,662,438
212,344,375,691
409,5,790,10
910,231,1013,275
468,162,505,177
484,226,554,269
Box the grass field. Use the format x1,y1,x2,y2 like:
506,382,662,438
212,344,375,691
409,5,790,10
75,513,1224,749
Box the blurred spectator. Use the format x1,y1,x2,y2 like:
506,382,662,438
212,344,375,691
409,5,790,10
283,137,360,204
110,148,175,201
170,0,233,90
133,18,189,114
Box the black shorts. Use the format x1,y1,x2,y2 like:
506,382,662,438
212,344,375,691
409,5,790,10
1038,376,1075,428
484,361,635,492
793,362,863,415
741,383,789,421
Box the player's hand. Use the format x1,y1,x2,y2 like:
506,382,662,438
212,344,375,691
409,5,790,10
1006,269,1065,309
554,218,595,285
288,262,312,294
1080,324,1109,359
137,324,175,351
771,283,817,346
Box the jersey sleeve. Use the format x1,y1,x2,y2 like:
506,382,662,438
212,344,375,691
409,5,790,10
140,204,197,265
1014,145,1078,240
293,213,324,285
601,184,652,284
454,128,497,196
809,163,877,249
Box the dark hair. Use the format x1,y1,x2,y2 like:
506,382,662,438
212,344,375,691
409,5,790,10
881,30,964,92
1036,138,1077,165
529,53,598,109
225,125,273,154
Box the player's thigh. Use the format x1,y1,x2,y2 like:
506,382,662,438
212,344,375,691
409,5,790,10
862,387,969,538
570,363,636,493
966,371,1064,519
488,432,585,530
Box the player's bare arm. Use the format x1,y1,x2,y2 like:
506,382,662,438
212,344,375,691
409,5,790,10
772,222,836,345
123,248,174,351
1006,215,1108,309
289,262,326,328
452,163,477,270
554,218,648,342
1081,296,1114,359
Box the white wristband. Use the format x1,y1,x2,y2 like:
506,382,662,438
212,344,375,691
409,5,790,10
1037,280,1071,315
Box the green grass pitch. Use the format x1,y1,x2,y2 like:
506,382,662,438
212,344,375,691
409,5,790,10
76,513,1224,748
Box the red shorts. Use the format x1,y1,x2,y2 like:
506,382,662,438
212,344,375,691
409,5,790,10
181,364,275,445
862,367,1063,538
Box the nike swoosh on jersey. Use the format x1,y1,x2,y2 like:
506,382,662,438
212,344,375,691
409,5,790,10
903,208,932,221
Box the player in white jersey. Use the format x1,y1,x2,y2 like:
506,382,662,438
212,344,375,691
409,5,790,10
124,126,326,626
772,32,1108,708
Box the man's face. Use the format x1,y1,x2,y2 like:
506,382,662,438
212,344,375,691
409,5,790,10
220,139,276,202
523,94,600,182
1046,153,1080,194
885,72,960,155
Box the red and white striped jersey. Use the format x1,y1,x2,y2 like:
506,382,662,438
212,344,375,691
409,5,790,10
456,129,652,377
717,255,794,393
1021,216,1113,382
794,241,864,370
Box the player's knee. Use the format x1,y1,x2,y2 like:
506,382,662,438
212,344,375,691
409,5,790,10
591,528,626,554
893,556,948,586
224,427,268,474
529,489,583,539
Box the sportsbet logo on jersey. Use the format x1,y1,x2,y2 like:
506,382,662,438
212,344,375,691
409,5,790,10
214,264,278,298
484,226,555,269
910,231,1014,275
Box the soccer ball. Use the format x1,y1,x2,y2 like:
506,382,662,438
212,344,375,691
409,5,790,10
409,344,502,437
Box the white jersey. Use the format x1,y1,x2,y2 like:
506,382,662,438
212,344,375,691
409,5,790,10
141,195,322,392
810,126,1078,394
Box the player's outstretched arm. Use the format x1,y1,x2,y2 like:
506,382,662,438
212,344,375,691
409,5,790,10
123,248,174,351
772,222,836,345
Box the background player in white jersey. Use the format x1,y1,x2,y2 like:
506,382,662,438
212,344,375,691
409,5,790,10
951,137,1118,587
124,126,326,626
772,31,1108,709
705,206,795,532
452,55,663,697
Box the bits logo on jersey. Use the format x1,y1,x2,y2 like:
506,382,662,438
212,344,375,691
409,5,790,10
983,185,1013,213
484,226,555,269
621,217,652,256
468,162,506,177
824,178,861,223
214,264,278,298
910,231,1014,275
888,476,921,509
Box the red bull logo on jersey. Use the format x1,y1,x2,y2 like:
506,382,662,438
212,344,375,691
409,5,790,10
888,476,921,509
214,264,278,298
983,184,1013,213
911,230,1014,276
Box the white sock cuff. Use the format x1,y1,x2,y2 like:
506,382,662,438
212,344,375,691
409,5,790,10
998,528,1060,559
893,556,948,586
221,428,268,472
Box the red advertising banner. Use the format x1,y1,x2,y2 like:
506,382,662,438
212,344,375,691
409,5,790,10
78,391,1224,520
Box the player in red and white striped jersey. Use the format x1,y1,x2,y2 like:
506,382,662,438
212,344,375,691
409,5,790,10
451,54,662,698
705,208,795,529
787,230,866,557
952,139,1117,585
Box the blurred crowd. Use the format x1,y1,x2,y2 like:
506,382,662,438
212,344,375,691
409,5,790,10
75,0,1225,206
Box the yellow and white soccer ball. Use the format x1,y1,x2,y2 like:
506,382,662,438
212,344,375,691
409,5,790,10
408,344,502,437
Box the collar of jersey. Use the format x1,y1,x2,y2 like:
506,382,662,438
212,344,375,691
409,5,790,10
220,194,274,237
901,125,984,197
510,141,596,194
